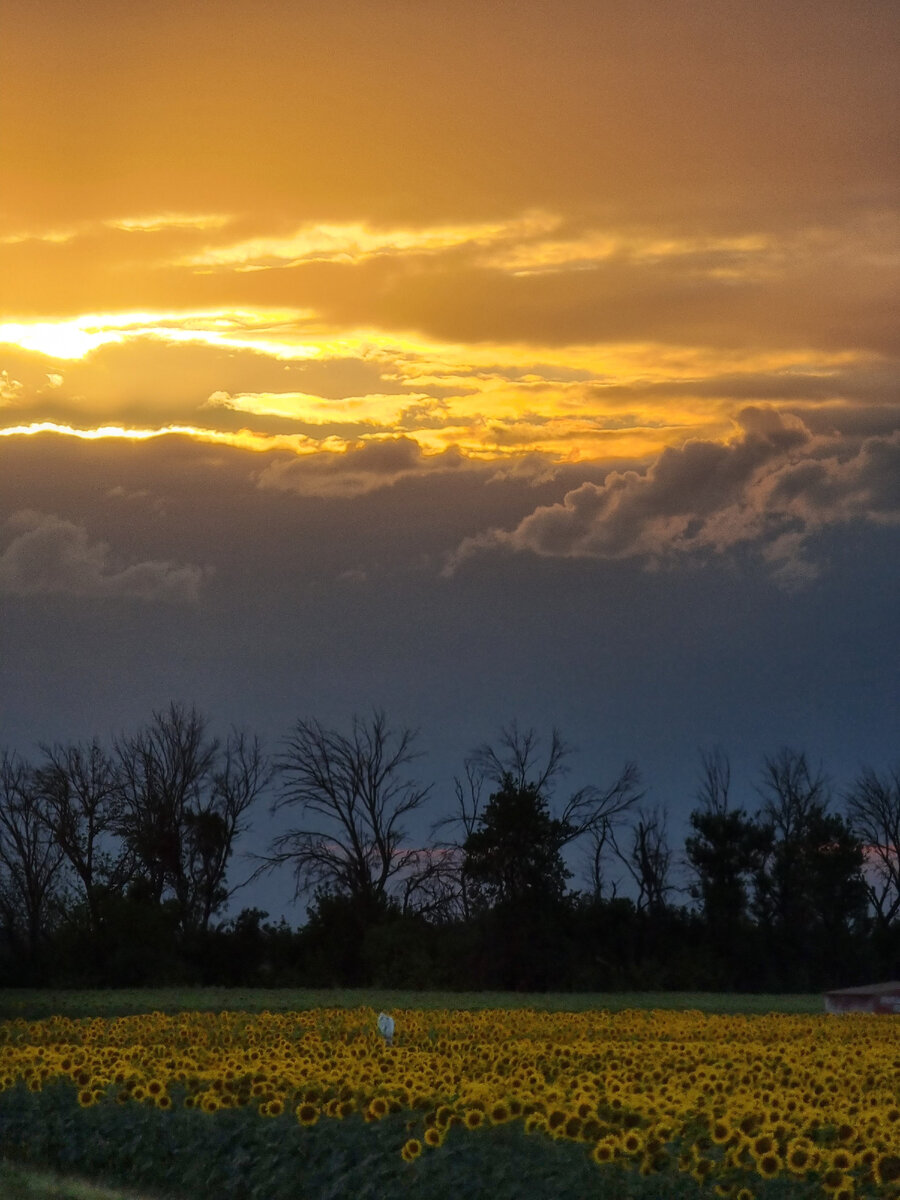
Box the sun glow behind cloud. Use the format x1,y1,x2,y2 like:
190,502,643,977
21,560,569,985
0,311,322,362
0,291,882,468
178,214,779,279
0,420,325,455
178,212,563,270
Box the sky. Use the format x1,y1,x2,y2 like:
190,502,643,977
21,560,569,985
1,0,899,920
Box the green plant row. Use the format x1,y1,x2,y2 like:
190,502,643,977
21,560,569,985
0,1081,839,1200
0,987,825,1023
0,1159,160,1200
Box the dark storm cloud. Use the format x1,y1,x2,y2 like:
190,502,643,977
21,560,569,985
446,411,900,586
256,437,470,498
0,509,206,601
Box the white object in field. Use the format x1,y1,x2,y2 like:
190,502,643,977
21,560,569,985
377,1012,395,1045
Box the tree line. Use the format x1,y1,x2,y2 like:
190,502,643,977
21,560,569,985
1,704,898,992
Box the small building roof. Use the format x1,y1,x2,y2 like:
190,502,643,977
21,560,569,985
824,981,900,997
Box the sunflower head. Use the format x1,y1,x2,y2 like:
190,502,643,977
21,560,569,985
874,1155,900,1187
401,1138,422,1162
591,1139,616,1165
821,1168,851,1195
755,1151,782,1179
711,1119,733,1145
295,1102,319,1126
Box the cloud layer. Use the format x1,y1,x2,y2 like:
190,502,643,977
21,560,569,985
0,510,205,601
446,409,900,586
1,0,897,597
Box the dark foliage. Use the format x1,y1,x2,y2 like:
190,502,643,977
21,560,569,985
0,713,896,991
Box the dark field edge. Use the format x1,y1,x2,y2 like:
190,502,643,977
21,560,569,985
0,1083,827,1200
0,1159,163,1200
0,988,825,1022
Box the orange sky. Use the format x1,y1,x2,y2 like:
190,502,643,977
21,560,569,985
1,2,899,913
2,0,898,475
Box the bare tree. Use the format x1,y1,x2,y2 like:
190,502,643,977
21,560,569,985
34,739,130,935
189,729,270,931
261,711,431,908
757,747,829,842
615,804,674,913
685,748,766,935
397,845,464,921
586,818,620,901
0,751,64,963
468,721,570,795
437,721,641,910
115,704,267,931
845,766,900,929
697,746,732,817
752,748,866,974
431,761,490,920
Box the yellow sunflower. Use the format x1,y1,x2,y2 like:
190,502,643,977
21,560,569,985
874,1154,900,1187
821,1168,852,1195
591,1139,617,1165
401,1138,422,1162
755,1151,782,1179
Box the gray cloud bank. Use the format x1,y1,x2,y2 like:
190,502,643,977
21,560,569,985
0,510,205,601
446,408,900,587
256,437,469,498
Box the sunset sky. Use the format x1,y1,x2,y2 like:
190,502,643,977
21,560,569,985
2,0,898,915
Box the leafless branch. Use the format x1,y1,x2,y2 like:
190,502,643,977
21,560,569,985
257,710,430,906
845,765,900,927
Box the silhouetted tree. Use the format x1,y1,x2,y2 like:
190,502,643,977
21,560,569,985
262,710,430,912
463,778,572,910
34,739,130,937
192,729,269,932
752,748,868,987
462,776,572,988
0,751,64,971
468,722,641,839
439,721,641,917
845,765,900,931
115,704,267,933
686,752,767,927
618,804,674,914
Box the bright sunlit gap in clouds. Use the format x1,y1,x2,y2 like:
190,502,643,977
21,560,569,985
0,299,883,463
0,311,323,362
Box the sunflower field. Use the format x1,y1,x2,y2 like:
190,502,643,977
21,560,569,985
0,1006,898,1200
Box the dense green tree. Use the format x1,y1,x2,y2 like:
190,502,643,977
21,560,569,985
441,722,640,920
461,777,574,989
685,751,768,975
752,748,868,988
462,778,571,910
